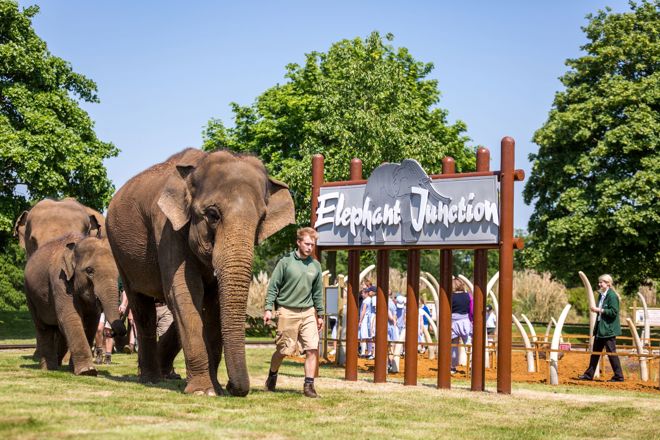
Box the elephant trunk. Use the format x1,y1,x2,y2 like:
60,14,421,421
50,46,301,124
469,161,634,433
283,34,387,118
213,227,254,397
95,276,127,338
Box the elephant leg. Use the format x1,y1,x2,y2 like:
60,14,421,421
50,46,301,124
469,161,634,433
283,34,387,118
57,307,96,375
128,291,159,383
37,325,59,370
25,297,42,362
202,287,222,395
164,265,215,395
157,318,181,378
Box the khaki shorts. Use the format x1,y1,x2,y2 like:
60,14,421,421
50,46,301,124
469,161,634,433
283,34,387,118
275,306,319,356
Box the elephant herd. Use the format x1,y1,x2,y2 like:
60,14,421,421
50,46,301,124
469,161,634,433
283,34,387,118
14,148,296,397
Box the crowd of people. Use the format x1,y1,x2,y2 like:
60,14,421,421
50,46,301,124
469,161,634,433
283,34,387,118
353,277,498,375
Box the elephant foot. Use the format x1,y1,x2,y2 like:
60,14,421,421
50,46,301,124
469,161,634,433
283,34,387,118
77,366,98,376
226,381,249,397
184,376,218,396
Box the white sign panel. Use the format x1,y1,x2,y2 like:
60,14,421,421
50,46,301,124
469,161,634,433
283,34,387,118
314,159,499,247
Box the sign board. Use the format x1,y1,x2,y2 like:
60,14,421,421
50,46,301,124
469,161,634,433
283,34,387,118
324,286,339,316
314,159,499,247
634,308,660,326
559,343,571,351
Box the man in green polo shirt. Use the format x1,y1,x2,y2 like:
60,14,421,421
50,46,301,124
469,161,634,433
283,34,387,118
263,227,324,398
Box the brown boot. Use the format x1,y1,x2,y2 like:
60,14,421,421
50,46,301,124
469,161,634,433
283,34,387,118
93,348,103,365
303,382,318,398
103,354,112,365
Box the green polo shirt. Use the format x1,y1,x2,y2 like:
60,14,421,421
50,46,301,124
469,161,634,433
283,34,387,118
265,251,323,313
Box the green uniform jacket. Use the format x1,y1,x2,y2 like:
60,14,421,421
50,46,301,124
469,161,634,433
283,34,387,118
594,288,621,338
265,251,323,313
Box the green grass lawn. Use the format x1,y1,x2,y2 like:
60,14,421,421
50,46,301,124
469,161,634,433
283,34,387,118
1,347,659,439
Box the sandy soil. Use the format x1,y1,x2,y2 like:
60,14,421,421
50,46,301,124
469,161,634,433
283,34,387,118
314,350,660,394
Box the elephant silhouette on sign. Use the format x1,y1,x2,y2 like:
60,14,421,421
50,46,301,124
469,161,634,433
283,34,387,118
361,159,451,243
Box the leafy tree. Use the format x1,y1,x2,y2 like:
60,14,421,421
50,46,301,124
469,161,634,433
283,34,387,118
0,2,118,309
524,1,659,291
204,31,474,274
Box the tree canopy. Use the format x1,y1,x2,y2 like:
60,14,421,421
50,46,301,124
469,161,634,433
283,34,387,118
524,1,659,290
0,2,118,238
204,31,474,264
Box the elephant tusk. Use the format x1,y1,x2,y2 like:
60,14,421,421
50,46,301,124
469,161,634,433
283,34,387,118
513,314,535,372
626,317,649,382
549,304,571,385
457,274,474,293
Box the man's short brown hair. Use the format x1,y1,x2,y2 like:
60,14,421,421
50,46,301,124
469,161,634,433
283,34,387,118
297,227,318,241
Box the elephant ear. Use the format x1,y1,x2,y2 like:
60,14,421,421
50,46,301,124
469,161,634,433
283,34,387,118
13,210,29,249
88,215,102,238
61,241,77,281
258,177,295,244
84,207,105,238
157,165,195,231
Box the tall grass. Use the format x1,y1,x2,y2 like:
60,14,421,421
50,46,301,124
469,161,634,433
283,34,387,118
513,270,576,322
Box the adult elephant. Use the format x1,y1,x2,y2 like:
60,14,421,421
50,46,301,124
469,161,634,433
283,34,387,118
14,198,105,258
24,234,126,374
361,159,451,243
106,148,295,396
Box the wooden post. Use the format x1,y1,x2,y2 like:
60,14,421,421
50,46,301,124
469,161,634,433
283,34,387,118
497,137,515,394
345,159,362,381
437,156,455,389
374,250,389,383
471,147,490,392
311,154,324,378
405,249,420,385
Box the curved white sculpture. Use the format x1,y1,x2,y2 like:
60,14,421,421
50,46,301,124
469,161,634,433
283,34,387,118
421,271,440,295
487,272,499,298
626,317,649,382
419,308,438,359
549,304,572,385
419,276,440,327
359,264,375,285
543,320,553,343
578,271,601,378
636,291,650,347
521,314,538,343
513,314,535,372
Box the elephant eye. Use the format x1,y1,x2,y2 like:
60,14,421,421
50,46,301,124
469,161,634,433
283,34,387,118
85,267,94,276
204,207,221,225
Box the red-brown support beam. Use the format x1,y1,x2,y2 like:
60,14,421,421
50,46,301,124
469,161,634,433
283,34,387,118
497,137,515,394
345,159,362,381
471,148,490,392
405,249,420,385
374,250,389,383
311,154,324,261
437,157,455,389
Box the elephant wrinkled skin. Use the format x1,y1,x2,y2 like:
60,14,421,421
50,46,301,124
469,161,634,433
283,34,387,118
24,234,126,374
14,198,105,258
106,148,295,396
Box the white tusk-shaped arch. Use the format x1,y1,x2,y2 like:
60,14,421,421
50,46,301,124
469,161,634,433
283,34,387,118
421,271,440,295
420,276,440,330
513,315,535,372
359,265,375,284
419,308,439,359
544,319,553,343
549,304,572,385
636,291,650,347
626,317,649,381
488,290,499,318
521,314,538,343
578,271,597,351
487,271,500,296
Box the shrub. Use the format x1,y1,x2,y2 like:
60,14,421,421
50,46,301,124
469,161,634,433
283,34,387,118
0,242,26,311
513,270,576,322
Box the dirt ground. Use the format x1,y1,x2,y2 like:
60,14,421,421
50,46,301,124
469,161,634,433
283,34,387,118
316,350,660,394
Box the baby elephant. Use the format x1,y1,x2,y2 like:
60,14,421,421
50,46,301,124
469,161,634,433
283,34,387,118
24,234,127,375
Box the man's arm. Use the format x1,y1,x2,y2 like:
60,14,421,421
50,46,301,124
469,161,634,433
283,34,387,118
263,259,285,324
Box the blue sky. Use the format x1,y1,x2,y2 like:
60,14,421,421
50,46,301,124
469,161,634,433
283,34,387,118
22,0,631,229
